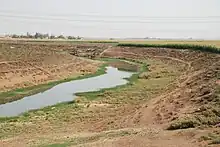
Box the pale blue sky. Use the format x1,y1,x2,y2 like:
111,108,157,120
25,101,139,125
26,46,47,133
1,0,220,39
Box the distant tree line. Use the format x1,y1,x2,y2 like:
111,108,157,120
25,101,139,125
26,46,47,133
8,32,82,40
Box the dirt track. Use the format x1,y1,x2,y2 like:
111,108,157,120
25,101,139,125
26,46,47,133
0,42,220,147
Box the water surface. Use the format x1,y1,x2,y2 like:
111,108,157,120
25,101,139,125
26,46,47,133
0,66,134,117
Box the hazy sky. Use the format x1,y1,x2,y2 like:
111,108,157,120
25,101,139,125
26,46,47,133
1,0,220,39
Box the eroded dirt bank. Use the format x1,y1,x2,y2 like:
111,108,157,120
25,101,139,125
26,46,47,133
102,46,220,126
0,42,108,92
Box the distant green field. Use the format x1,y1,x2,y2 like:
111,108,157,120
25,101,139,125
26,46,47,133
119,40,220,48
117,43,220,54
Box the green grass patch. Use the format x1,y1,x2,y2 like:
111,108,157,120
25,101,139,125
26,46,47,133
75,61,147,101
118,43,220,54
167,117,200,130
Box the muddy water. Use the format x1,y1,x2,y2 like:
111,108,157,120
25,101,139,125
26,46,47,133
0,67,134,117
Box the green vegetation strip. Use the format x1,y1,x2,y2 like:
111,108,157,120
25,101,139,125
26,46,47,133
0,63,108,105
118,43,220,54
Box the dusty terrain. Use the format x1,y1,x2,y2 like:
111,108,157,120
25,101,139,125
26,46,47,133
0,40,220,147
0,42,106,93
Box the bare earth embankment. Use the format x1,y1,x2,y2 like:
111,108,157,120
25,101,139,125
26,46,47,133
0,40,220,147
0,41,108,104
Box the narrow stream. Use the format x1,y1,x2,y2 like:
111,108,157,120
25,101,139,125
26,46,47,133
0,66,134,117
